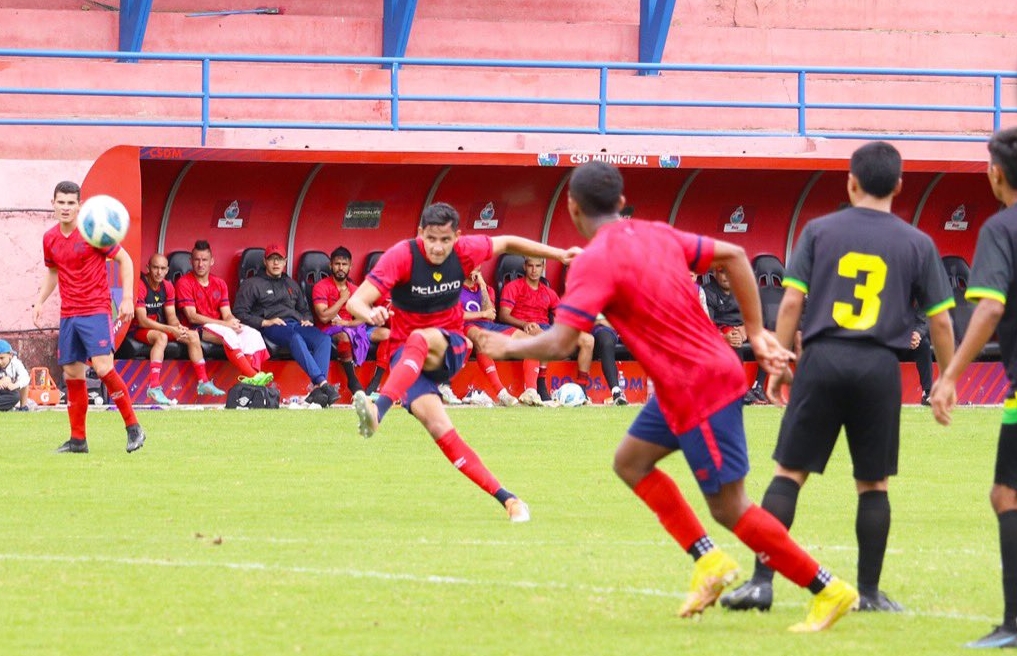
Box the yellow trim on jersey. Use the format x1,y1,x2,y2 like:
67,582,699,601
782,276,808,294
925,298,956,316
967,287,1008,306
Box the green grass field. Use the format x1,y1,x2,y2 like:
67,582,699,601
0,404,1003,655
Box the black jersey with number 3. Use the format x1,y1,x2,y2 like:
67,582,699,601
784,207,954,350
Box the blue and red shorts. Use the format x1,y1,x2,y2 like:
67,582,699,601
58,313,115,365
393,330,472,409
628,395,749,495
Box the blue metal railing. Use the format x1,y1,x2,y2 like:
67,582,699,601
0,48,1014,146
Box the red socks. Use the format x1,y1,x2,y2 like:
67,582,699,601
633,468,708,551
337,340,354,361
224,345,258,377
523,359,539,390
66,378,88,439
733,504,820,587
477,353,505,394
193,359,209,384
149,360,162,388
101,370,139,427
380,332,428,401
435,429,502,496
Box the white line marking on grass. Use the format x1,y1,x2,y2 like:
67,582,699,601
0,552,996,623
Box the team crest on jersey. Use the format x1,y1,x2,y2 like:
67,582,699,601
433,272,442,282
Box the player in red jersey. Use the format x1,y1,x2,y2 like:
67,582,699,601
312,246,369,394
132,253,226,403
32,181,146,454
477,162,858,631
346,202,580,523
175,240,272,385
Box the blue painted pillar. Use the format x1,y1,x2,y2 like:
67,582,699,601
383,0,418,61
639,0,677,76
118,0,153,63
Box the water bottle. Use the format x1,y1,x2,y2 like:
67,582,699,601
618,371,626,390
646,377,655,400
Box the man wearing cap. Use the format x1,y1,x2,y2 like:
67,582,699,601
0,340,30,411
233,243,339,407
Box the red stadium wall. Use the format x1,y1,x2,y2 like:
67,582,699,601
86,145,1005,406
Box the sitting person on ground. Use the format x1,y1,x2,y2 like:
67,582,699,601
175,240,273,386
0,339,30,411
461,265,547,407
593,315,628,405
132,253,226,404
498,256,595,404
234,243,339,407
312,246,371,395
704,265,768,405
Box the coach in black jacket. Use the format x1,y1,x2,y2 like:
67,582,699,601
234,243,339,407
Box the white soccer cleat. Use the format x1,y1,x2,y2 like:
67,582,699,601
438,383,463,405
497,389,519,406
518,388,543,406
506,498,530,523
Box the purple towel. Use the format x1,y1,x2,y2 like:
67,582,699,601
322,324,371,365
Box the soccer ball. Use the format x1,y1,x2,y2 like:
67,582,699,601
77,194,130,248
553,382,588,407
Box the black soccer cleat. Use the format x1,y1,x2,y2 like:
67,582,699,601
719,580,773,611
857,590,903,612
126,424,146,453
966,625,1017,648
921,391,932,406
55,439,88,454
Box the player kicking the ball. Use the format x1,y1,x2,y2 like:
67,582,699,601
346,202,580,523
476,162,858,631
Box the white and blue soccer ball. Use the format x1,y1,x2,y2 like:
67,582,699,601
553,382,588,407
77,194,130,248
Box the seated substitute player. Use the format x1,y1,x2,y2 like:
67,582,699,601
0,339,30,411
312,246,371,394
132,253,226,404
592,315,628,405
931,126,1017,649
498,257,595,404
476,161,858,631
722,141,955,615
704,266,769,405
176,240,273,386
347,202,582,523
234,243,339,407
460,265,546,407
33,180,145,454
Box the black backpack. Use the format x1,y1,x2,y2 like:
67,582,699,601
225,382,281,409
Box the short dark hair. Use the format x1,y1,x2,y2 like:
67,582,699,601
988,127,1017,190
568,162,624,217
419,202,459,231
330,246,352,261
849,141,902,198
192,239,212,253
53,180,80,199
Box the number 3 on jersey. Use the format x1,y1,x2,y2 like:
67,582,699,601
832,252,887,330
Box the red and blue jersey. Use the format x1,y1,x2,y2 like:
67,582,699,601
42,224,121,318
499,277,559,324
555,219,745,433
311,278,359,329
175,272,231,327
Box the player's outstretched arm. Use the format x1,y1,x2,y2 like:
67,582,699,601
931,298,1003,426
491,236,579,265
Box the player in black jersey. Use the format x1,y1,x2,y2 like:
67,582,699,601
721,141,956,614
932,127,1017,648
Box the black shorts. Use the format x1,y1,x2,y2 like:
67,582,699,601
773,338,901,481
994,402,1017,489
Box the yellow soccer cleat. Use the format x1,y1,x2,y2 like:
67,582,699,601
788,577,859,633
678,548,740,618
